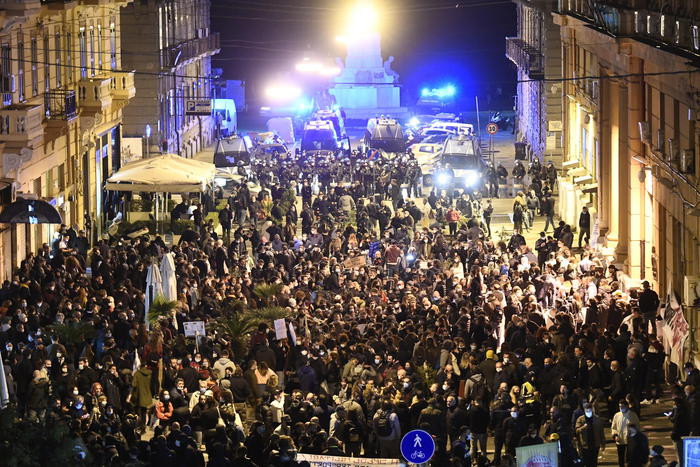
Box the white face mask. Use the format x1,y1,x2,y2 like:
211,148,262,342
584,409,593,418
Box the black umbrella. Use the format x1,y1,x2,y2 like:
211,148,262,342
0,197,63,224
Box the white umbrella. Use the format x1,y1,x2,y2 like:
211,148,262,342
0,351,10,408
160,252,179,330
145,263,163,330
160,253,177,301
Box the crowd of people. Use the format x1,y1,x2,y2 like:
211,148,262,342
0,145,691,467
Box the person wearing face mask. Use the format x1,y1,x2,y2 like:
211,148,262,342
610,399,639,466
502,406,526,458
518,423,544,447
76,358,98,395
155,389,174,427
574,402,606,467
53,364,76,399
189,379,212,412
492,361,511,395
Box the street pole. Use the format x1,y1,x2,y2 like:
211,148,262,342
475,96,481,139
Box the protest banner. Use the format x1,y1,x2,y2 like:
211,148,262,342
296,454,400,467
343,255,367,269
660,286,690,368
183,321,205,337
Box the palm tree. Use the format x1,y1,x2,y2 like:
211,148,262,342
207,302,290,357
147,296,179,327
47,321,96,348
252,282,284,307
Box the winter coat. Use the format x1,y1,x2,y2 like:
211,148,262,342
213,357,236,380
131,367,154,408
298,365,319,393
27,378,50,410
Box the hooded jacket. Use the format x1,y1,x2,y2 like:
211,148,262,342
131,367,154,408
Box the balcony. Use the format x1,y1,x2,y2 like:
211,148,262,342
40,0,77,10
0,103,44,146
0,0,42,16
78,76,112,112
505,37,544,79
162,33,220,70
110,71,135,100
44,89,77,120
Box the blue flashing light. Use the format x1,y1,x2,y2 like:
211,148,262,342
296,100,312,113
421,84,458,100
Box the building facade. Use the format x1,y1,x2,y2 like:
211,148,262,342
506,0,564,164
0,0,135,280
120,0,219,159
554,0,700,304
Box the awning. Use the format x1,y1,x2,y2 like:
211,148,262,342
0,197,63,224
105,153,216,193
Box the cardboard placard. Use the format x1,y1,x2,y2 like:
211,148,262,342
274,318,287,340
183,321,205,337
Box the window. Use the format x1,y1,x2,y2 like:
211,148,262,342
44,35,50,92
97,24,102,70
66,33,72,83
18,40,24,101
158,6,164,51
1,44,11,106
660,15,666,37
31,37,38,96
693,26,700,50
89,26,95,76
55,32,61,88
79,27,87,78
581,126,588,169
110,20,116,69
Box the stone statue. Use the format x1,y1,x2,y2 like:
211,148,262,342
383,56,399,83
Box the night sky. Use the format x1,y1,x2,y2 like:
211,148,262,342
211,0,516,110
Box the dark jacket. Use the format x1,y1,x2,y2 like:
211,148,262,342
579,210,591,229
671,400,692,441
574,414,606,451
626,431,649,466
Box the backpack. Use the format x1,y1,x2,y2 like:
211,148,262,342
374,410,393,437
469,376,489,403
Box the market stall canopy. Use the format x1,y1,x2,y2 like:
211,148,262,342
0,197,63,224
105,153,216,192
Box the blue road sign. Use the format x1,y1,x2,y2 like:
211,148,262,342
401,429,435,464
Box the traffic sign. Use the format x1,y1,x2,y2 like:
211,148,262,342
185,98,212,116
486,122,499,135
401,429,435,464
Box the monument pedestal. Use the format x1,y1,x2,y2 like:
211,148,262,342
330,32,405,119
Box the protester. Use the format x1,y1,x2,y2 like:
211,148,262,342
0,146,676,467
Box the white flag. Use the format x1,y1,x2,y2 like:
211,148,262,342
0,351,9,408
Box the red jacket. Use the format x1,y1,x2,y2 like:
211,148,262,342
446,209,460,222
